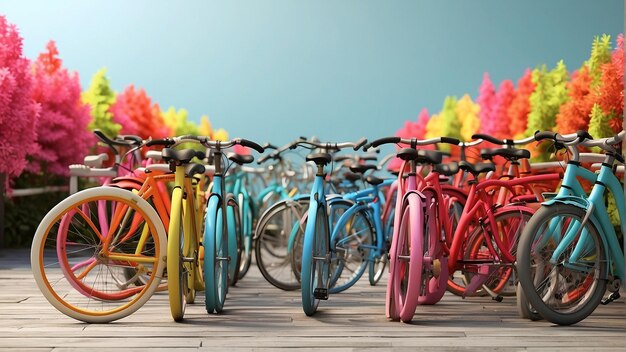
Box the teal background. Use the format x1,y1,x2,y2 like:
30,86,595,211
1,0,623,144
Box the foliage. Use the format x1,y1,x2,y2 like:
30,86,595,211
555,66,593,133
490,80,515,139
438,96,461,141
507,69,534,138
594,34,624,133
109,85,170,139
29,41,93,176
424,113,442,139
588,103,614,145
457,95,480,141
83,68,120,138
0,16,40,179
477,73,496,136
199,115,213,136
586,34,612,85
162,106,199,136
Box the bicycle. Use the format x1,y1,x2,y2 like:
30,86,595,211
294,137,367,316
517,130,625,325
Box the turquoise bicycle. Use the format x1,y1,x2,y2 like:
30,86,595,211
517,130,624,325
294,138,367,316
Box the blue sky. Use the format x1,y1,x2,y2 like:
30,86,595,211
2,0,623,144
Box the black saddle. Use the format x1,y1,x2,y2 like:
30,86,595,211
306,153,332,165
434,162,459,176
349,164,377,174
458,161,496,175
366,175,384,186
162,148,203,164
227,152,254,165
185,163,206,177
481,148,531,160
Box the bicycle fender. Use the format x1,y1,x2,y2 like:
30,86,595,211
542,195,590,210
401,190,426,205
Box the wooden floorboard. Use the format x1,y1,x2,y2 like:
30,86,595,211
0,248,624,351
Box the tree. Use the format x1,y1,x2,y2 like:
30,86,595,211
29,41,93,176
508,69,535,138
199,115,213,137
0,16,40,178
83,68,120,138
586,34,612,85
415,108,429,139
490,80,515,138
477,73,496,136
109,85,170,139
588,103,613,149
438,96,461,140
594,34,624,133
555,66,593,133
162,107,198,136
525,61,569,137
457,94,480,141
424,113,442,139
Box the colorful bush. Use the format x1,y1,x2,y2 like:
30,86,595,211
0,16,40,179
109,85,170,139
83,68,119,138
29,41,93,176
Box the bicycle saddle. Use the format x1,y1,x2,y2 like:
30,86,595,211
349,164,377,174
344,172,362,182
434,162,459,176
185,163,206,177
162,148,203,164
480,148,531,160
458,161,496,175
365,175,384,186
306,153,332,165
227,152,254,165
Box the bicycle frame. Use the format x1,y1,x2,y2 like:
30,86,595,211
546,156,625,281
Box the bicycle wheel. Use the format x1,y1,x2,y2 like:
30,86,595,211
204,196,229,313
448,207,532,297
31,187,166,323
255,198,309,290
237,193,254,280
226,194,242,286
516,281,542,320
329,206,374,294
517,204,607,325
369,202,394,286
301,204,330,316
167,187,190,321
396,193,424,323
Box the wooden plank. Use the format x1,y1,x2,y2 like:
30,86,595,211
0,248,625,351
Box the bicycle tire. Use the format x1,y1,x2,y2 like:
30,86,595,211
517,204,607,325
301,204,330,316
329,205,374,294
255,198,309,291
31,187,166,323
204,195,229,313
167,187,188,321
226,194,242,286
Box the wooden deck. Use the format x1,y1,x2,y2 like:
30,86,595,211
0,248,624,351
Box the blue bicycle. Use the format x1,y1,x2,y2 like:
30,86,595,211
292,138,367,316
517,130,625,325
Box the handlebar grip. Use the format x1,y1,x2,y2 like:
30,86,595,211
353,137,368,150
370,137,401,148
534,131,558,141
239,139,265,153
120,135,143,144
440,137,460,145
471,133,509,145
334,155,351,162
576,130,593,142
146,138,175,147
263,142,278,150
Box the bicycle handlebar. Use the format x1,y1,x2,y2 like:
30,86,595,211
365,136,460,150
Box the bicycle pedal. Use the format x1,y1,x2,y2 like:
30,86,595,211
601,291,620,305
313,288,329,300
